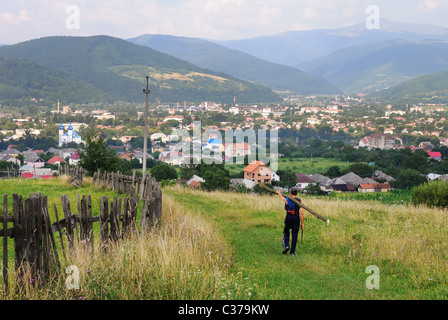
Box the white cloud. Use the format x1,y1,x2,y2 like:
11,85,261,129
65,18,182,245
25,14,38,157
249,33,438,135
0,9,31,25
0,0,447,44
418,0,440,11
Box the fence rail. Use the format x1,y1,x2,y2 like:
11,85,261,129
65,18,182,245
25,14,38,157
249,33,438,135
0,171,162,296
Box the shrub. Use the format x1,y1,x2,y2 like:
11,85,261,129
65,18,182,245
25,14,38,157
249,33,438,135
411,181,448,209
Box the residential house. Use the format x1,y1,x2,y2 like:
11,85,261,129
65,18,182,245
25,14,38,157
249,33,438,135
427,173,441,181
0,154,20,165
150,133,167,141
160,151,184,166
418,142,434,151
151,144,168,154
47,156,66,165
372,170,396,183
230,179,257,190
2,148,21,157
119,153,133,161
427,151,442,161
328,178,355,193
339,172,377,186
367,133,402,150
296,173,313,190
223,143,251,158
308,174,331,187
243,161,274,184
187,175,204,189
359,183,392,193
163,115,184,123
69,152,81,165
24,155,45,168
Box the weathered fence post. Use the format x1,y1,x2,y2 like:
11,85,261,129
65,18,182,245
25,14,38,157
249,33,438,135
99,196,109,252
79,195,94,254
3,194,8,297
61,195,75,256
53,203,67,263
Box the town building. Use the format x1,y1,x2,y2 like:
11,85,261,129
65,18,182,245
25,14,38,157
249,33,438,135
59,123,82,147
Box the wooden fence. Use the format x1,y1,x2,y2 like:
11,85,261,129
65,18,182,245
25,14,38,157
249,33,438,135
0,171,162,296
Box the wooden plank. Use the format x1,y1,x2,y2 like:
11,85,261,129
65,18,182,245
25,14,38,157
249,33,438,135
99,196,109,252
3,194,8,296
61,195,75,256
53,203,66,263
12,194,23,273
44,203,60,271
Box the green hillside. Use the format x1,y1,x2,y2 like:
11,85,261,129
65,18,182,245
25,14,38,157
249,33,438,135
128,34,342,95
0,36,281,104
0,57,106,103
376,70,448,103
299,40,448,93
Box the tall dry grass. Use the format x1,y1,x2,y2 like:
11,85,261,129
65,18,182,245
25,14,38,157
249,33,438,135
169,186,448,298
4,192,243,300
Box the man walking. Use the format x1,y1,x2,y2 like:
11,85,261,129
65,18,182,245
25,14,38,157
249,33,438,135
277,189,304,256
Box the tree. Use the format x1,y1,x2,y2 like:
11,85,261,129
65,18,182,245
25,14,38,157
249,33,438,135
347,162,375,178
325,165,341,178
150,163,178,182
78,133,121,176
390,169,428,189
201,166,230,191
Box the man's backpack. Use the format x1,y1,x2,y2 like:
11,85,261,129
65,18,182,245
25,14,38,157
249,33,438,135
285,197,301,216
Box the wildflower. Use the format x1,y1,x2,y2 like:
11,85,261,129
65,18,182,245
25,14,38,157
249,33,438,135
78,296,83,300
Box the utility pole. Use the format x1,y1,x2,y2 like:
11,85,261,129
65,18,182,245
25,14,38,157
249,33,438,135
141,76,150,199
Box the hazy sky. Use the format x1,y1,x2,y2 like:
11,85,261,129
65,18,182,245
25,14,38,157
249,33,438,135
1,0,448,44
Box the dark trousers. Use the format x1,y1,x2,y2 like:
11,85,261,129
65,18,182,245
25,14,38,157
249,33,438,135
283,217,300,254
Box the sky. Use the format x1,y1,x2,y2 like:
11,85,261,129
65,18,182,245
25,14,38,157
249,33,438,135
1,0,448,44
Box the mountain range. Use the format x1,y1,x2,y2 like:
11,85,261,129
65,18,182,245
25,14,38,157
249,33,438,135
0,36,281,105
216,19,448,66
128,34,341,95
299,39,448,93
1,19,448,104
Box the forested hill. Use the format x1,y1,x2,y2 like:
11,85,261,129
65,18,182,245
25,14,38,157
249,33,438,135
0,36,281,105
376,70,448,103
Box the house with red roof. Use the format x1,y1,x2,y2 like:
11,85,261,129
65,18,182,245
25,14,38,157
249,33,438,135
243,161,273,184
69,152,81,165
47,155,66,165
427,151,442,161
359,183,392,193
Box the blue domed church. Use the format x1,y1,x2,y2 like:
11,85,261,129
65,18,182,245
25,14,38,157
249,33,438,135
58,123,82,147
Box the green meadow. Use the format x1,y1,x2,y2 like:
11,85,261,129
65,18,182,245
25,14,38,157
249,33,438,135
225,157,352,176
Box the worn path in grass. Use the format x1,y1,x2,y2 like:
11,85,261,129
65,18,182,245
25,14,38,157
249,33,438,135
165,188,381,300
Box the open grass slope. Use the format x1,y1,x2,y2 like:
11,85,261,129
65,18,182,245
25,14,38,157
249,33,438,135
165,186,448,300
1,178,447,300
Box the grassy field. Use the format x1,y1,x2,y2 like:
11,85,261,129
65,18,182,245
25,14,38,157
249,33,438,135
225,157,352,176
1,178,447,300
165,186,448,300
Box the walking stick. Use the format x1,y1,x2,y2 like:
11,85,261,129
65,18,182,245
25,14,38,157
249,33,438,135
259,183,331,225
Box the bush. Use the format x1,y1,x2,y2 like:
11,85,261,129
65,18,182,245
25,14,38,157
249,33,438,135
411,181,448,209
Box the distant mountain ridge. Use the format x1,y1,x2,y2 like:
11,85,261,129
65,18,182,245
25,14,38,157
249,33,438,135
0,35,281,104
376,70,448,103
298,39,448,93
128,34,341,95
216,19,448,66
